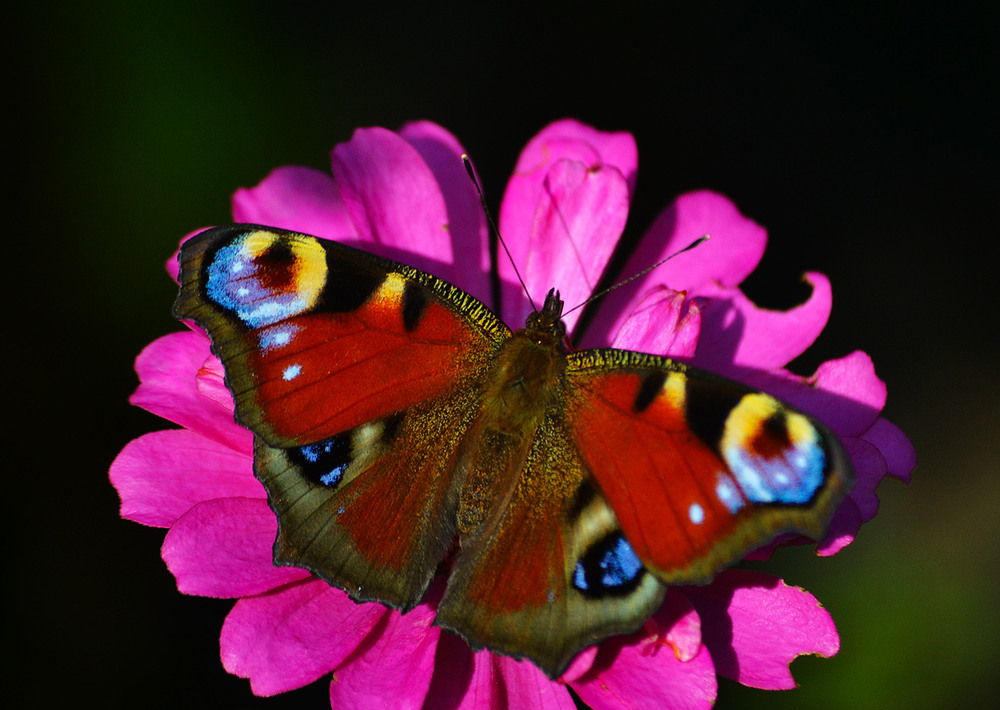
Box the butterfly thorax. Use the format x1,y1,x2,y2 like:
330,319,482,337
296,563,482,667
454,291,571,536
483,289,569,432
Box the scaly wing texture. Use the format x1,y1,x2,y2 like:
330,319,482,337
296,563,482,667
174,224,508,447
565,349,853,584
436,409,666,678
174,225,510,607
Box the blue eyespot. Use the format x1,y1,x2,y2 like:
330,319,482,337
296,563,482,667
723,435,826,505
572,533,644,596
293,435,352,489
206,241,310,328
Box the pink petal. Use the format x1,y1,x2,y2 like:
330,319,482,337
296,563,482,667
752,436,882,557
683,569,839,690
162,497,309,597
606,286,703,358
588,191,767,346
193,353,235,410
332,126,457,280
691,271,832,374
423,632,476,708
658,592,704,663
817,498,861,556
536,118,639,195
517,159,630,332
328,603,440,710
110,429,259,527
742,351,887,437
231,165,358,241
499,120,637,326
129,331,252,450
573,592,717,710
862,417,916,483
165,229,207,283
221,579,386,696
425,639,576,710
400,120,492,305
560,647,599,682
842,437,887,522
496,657,577,710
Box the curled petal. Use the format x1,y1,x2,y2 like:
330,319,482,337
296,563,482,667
332,127,456,281
560,646,599,682
517,159,630,332
221,579,386,696
499,119,637,325
863,417,916,483
606,286,702,358
162,497,309,597
692,272,832,374
817,498,862,556
657,591,704,663
129,332,252,450
741,351,887,438
110,429,258,527
589,191,767,345
329,603,440,710
193,353,234,410
683,569,839,690
400,120,491,305
231,165,358,241
535,118,639,195
842,437,887,521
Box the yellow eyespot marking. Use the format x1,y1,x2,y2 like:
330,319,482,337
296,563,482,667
661,371,687,410
373,272,407,306
719,393,826,505
285,236,328,307
723,393,782,447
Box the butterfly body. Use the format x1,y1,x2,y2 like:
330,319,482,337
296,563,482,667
175,225,853,677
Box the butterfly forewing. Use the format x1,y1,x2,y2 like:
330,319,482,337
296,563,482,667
174,225,509,448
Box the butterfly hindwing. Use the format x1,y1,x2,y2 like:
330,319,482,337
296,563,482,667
565,349,853,584
255,397,476,609
435,411,666,677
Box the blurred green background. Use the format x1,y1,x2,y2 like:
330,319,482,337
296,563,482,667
12,2,997,708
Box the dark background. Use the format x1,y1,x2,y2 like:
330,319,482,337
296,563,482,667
12,2,997,708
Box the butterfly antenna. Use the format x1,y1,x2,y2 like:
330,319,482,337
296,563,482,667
462,154,538,313
562,234,711,317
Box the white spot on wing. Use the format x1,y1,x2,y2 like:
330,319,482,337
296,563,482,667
715,472,746,513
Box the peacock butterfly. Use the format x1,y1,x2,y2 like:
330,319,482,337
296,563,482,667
173,223,853,678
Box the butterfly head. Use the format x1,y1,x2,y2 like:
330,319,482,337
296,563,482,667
523,288,568,348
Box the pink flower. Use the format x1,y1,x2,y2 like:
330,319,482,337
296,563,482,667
111,119,915,709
